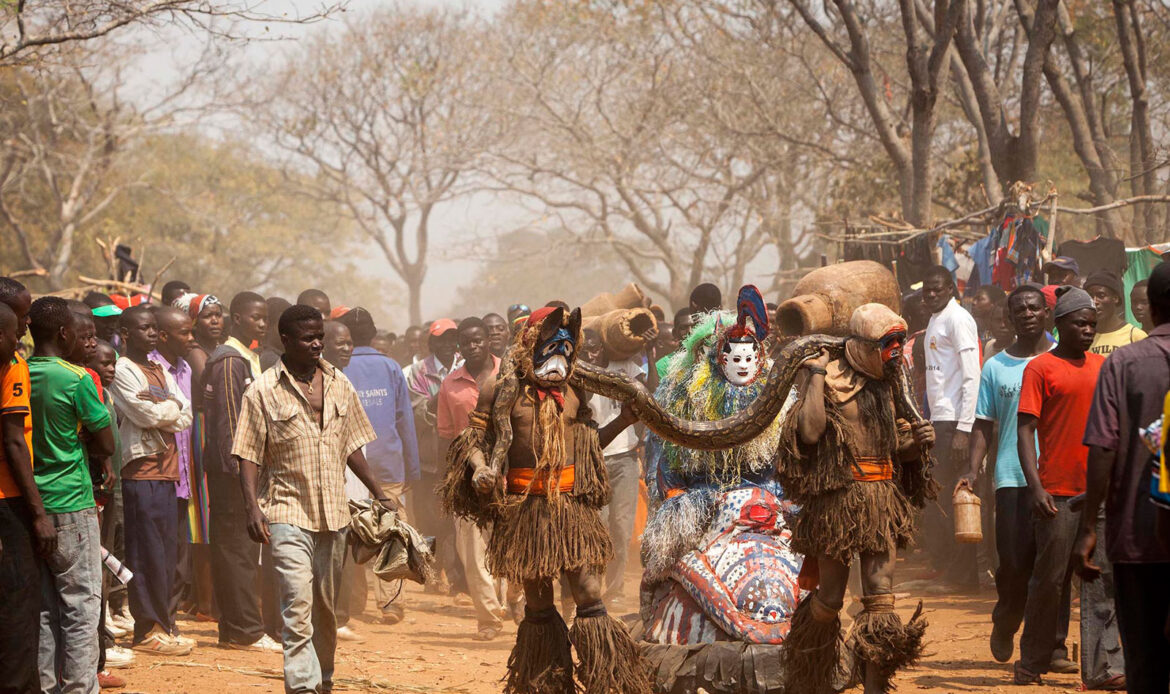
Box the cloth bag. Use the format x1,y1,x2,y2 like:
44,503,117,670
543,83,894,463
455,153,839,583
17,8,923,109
347,499,435,585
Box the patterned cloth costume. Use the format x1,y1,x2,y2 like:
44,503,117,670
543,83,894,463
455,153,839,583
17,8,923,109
778,304,936,694
638,287,806,693
440,306,652,694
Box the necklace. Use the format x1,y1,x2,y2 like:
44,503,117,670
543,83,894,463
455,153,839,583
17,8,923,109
290,366,317,394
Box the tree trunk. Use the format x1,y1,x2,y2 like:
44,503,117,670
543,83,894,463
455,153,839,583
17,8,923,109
1113,0,1160,242
406,272,424,326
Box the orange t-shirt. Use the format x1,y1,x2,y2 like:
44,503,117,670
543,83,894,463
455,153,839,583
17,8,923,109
1017,351,1105,497
0,354,34,498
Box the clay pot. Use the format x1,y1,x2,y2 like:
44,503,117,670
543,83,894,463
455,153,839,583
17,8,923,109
581,283,649,319
583,308,657,361
776,261,902,336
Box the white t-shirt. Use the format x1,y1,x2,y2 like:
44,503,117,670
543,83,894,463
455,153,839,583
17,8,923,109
590,357,646,456
924,298,981,432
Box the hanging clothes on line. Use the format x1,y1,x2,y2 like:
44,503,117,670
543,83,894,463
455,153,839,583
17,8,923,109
1058,237,1128,278
962,214,1049,293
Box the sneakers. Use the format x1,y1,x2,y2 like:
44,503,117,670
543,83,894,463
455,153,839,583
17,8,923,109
133,630,193,656
172,634,196,648
989,625,1013,663
381,604,405,625
336,626,366,643
110,609,134,632
104,646,135,669
106,619,128,639
227,634,282,652
98,671,126,689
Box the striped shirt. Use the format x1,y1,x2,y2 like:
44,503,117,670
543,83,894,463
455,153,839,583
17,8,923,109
232,358,376,532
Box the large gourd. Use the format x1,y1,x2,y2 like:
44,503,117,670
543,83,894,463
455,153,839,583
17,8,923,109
776,260,902,337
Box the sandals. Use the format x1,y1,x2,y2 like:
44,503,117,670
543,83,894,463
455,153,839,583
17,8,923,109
1013,662,1044,686
473,626,500,642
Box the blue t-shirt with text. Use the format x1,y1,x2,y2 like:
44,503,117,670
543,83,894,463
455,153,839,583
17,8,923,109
976,351,1039,489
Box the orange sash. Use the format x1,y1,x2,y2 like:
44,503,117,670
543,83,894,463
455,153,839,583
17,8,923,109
853,457,893,482
506,465,575,495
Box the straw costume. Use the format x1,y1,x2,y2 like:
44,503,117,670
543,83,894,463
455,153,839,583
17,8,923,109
639,287,806,694
778,303,936,694
440,306,651,694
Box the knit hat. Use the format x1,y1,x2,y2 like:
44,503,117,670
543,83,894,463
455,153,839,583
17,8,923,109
172,292,221,320
1083,270,1125,301
1053,285,1094,319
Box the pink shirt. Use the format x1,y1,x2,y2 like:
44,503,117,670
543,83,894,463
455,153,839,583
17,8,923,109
436,356,500,440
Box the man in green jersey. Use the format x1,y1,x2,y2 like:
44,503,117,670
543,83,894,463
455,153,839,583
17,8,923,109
27,296,115,694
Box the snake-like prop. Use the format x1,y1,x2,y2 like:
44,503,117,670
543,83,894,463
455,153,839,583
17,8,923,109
485,334,931,476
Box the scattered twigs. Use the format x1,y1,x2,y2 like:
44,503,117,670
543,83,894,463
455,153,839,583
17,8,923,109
9,268,48,279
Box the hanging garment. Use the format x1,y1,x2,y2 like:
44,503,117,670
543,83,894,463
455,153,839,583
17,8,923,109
1058,237,1127,278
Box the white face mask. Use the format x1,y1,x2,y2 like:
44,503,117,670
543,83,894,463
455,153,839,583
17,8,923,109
721,341,760,386
535,355,569,382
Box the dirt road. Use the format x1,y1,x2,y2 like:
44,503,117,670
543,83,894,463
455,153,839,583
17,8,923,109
120,561,1090,693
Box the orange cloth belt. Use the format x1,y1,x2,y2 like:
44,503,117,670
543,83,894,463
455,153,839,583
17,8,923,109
853,457,894,482
506,465,575,495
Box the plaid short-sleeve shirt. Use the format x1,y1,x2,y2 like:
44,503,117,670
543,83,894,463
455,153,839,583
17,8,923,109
232,358,376,532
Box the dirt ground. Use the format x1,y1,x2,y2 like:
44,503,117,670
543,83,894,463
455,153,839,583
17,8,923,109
119,554,1090,694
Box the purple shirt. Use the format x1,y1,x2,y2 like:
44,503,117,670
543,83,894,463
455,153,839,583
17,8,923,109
149,350,193,500
1083,323,1170,564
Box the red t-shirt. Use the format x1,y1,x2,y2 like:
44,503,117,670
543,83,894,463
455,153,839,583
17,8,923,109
1018,351,1105,496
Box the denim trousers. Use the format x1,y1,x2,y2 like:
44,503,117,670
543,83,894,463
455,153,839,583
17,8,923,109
991,487,1072,664
1020,498,1124,682
599,450,640,598
269,523,347,694
38,507,101,694
0,498,41,694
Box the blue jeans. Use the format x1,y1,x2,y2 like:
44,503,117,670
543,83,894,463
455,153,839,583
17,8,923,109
38,507,101,694
269,524,346,694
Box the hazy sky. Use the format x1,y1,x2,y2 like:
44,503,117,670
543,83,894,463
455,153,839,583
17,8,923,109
133,0,517,324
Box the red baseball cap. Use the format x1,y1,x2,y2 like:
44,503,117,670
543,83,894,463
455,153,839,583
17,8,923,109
429,318,457,336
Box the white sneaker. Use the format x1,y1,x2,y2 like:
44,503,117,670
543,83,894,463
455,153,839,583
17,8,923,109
228,634,282,652
110,613,134,632
336,626,365,643
171,634,196,648
133,631,192,656
104,646,134,669
106,620,128,639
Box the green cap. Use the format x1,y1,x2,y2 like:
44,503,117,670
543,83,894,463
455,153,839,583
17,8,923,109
91,304,122,318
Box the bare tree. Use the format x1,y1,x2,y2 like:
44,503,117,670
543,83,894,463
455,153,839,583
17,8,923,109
0,0,342,68
254,6,488,324
783,0,963,227
484,3,800,308
0,43,219,288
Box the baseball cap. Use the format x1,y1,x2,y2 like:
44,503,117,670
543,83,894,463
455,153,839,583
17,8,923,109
1042,256,1080,275
429,318,457,337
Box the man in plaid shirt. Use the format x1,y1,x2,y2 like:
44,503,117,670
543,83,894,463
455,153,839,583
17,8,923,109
233,304,395,694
